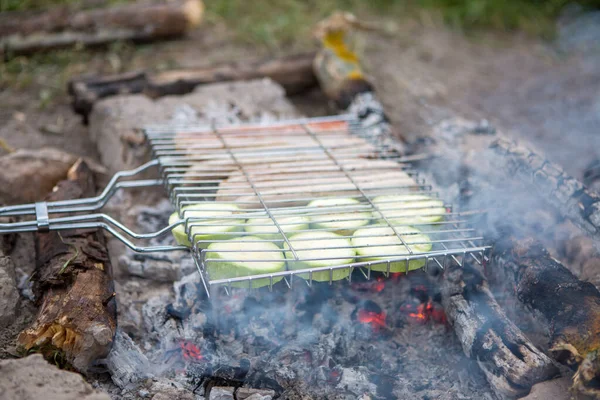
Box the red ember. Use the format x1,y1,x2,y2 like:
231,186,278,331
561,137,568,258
179,341,203,361
357,309,387,331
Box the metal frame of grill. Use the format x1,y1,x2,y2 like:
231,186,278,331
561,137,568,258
0,115,491,297
145,115,491,296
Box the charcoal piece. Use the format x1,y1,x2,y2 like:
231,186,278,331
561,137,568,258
166,303,191,321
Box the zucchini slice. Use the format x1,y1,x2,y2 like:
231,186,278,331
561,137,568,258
206,236,285,288
244,215,310,242
284,231,355,281
352,225,432,272
372,194,446,225
169,203,244,248
308,198,371,236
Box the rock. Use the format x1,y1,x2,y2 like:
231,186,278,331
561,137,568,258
209,386,235,400
0,354,110,400
0,148,107,204
0,256,19,328
0,148,75,204
520,377,574,400
89,79,300,175
235,388,276,400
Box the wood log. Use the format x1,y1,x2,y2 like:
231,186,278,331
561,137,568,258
312,12,406,153
68,52,318,119
440,261,558,399
17,159,117,373
491,138,600,237
0,0,204,57
492,238,600,397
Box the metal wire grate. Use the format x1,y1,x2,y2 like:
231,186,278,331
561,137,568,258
0,115,490,296
144,115,491,295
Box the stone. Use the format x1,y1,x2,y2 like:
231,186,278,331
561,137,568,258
0,354,111,400
235,388,276,400
209,386,235,400
89,79,300,175
0,256,19,328
520,377,574,400
0,148,106,204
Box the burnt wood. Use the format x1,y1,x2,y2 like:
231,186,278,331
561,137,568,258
491,138,600,236
493,238,600,397
440,262,558,399
17,159,117,373
68,52,318,119
0,0,203,58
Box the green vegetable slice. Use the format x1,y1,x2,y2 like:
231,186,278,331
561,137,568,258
169,203,244,248
372,194,446,225
244,216,310,242
352,225,432,272
284,231,355,281
206,236,285,288
308,198,371,236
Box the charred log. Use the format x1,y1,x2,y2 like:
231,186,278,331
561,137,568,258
0,0,203,57
493,238,600,397
440,262,558,399
17,160,117,373
68,52,318,119
491,138,600,236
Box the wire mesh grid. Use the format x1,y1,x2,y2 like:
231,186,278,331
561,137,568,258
144,115,491,295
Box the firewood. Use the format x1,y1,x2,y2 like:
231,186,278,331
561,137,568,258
0,0,204,57
440,262,558,399
69,52,318,119
493,238,600,397
17,159,117,373
491,138,600,236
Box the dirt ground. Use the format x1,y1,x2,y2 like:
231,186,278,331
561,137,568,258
1,13,598,180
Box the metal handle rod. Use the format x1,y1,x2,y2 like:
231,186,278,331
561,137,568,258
0,160,160,217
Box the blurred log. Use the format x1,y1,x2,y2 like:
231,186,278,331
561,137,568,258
491,138,600,237
0,0,204,57
68,52,318,119
440,262,558,399
493,238,600,397
17,159,117,374
312,12,406,154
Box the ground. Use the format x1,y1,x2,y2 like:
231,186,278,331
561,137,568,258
1,5,599,179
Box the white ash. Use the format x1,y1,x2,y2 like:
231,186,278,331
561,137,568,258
105,329,154,389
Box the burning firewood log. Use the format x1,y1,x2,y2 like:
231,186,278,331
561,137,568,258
17,160,117,373
68,52,318,120
440,261,558,398
493,238,600,397
0,0,204,58
491,138,600,236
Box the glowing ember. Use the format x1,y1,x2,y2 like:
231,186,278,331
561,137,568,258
404,301,447,325
179,341,203,361
357,309,387,331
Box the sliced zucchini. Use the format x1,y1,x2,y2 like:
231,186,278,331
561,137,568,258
169,203,244,248
352,225,432,272
206,236,285,288
372,194,446,225
308,198,371,236
284,231,355,281
244,215,310,242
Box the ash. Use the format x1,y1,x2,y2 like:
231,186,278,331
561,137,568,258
111,256,493,399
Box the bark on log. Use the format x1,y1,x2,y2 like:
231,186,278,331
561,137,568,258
68,52,318,119
440,262,558,399
493,238,600,397
0,0,204,57
17,159,117,373
491,138,600,237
